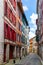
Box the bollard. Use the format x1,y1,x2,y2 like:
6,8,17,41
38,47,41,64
20,57,21,60
13,59,16,63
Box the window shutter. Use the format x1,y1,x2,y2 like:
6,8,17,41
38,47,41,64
14,31,15,41
7,26,10,40
4,1,7,16
10,28,12,40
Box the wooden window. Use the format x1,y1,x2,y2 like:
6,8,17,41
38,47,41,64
4,22,10,39
10,10,12,22
7,6,10,19
12,30,14,41
14,31,16,41
9,0,12,4
10,28,12,40
4,1,7,16
10,0,16,10
13,0,16,10
14,0,16,10
7,26,10,40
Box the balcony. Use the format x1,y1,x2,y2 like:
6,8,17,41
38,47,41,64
21,35,27,45
22,25,25,33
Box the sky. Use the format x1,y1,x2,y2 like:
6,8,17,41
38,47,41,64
22,0,38,39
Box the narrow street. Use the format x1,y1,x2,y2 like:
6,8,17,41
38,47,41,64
0,0,43,65
15,53,42,65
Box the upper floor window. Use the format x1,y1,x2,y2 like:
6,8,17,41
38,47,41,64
10,28,12,40
4,22,8,39
14,0,16,10
9,0,12,4
14,31,16,41
4,1,7,16
12,15,16,26
9,0,16,10
9,10,13,22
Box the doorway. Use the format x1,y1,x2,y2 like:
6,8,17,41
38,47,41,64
4,44,7,62
9,45,14,59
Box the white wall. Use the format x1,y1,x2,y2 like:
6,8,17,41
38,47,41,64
0,0,4,63
0,0,4,43
6,44,9,61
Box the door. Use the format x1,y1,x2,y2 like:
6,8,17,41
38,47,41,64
9,45,14,59
4,44,6,62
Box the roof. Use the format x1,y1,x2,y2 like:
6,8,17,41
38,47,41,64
29,36,36,41
29,36,36,44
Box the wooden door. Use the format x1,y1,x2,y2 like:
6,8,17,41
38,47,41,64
4,44,6,62
9,45,14,59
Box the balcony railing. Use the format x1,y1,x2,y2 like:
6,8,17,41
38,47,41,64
21,35,27,45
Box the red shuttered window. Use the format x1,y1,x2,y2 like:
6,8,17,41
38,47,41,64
9,0,12,4
7,7,13,23
4,22,10,40
4,22,10,39
10,0,16,10
10,28,12,41
7,6,10,19
4,1,7,16
4,22,8,39
10,29,16,42
7,26,10,40
10,10,12,22
12,30,14,41
13,0,16,10
14,31,16,41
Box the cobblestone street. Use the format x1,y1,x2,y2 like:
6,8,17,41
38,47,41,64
16,53,42,65
4,53,43,65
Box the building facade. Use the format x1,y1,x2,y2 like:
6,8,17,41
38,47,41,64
29,38,33,53
17,0,29,56
32,37,38,53
0,0,29,64
29,37,38,53
36,0,43,60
